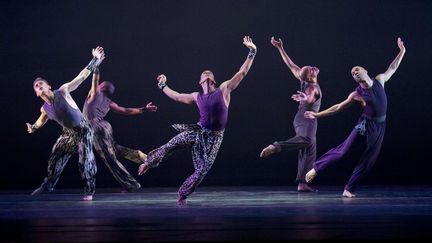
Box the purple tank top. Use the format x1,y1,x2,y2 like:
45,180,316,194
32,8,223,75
355,79,387,118
83,92,112,121
42,90,84,129
197,88,228,131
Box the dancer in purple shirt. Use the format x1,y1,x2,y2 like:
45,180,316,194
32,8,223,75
304,38,406,197
138,36,257,205
26,47,105,201
83,66,157,192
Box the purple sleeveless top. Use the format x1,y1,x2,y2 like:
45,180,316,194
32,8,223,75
83,92,112,121
42,90,84,129
355,79,387,118
197,88,228,131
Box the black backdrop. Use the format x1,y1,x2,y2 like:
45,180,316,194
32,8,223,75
1,0,431,190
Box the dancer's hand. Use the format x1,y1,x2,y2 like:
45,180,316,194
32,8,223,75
157,74,167,84
92,46,105,66
271,36,283,49
291,91,307,102
243,36,256,50
92,46,104,59
145,102,158,112
304,111,317,119
397,37,405,52
26,123,36,133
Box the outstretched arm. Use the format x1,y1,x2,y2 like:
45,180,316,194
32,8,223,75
271,36,302,81
26,108,48,133
304,91,360,119
60,47,105,93
291,85,319,104
220,36,257,93
110,102,158,115
375,37,406,85
157,74,197,105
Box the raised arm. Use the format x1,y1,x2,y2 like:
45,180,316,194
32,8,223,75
110,102,158,115
60,47,105,93
271,36,302,81
375,37,406,85
157,74,197,105
304,91,360,119
26,108,49,133
87,67,101,99
220,36,257,93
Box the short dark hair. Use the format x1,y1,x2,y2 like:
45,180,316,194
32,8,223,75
33,77,49,87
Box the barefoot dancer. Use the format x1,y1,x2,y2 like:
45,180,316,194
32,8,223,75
260,37,322,192
83,66,157,192
26,47,105,201
304,38,406,197
138,36,257,205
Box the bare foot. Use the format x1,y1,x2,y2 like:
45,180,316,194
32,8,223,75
297,183,318,192
260,144,277,158
83,195,93,201
177,198,187,207
31,187,44,196
138,150,147,163
138,163,150,175
121,184,141,193
342,190,356,198
305,168,317,183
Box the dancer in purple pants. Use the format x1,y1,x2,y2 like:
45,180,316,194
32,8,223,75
138,36,257,206
304,38,406,197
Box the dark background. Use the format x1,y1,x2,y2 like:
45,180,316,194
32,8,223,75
1,0,431,191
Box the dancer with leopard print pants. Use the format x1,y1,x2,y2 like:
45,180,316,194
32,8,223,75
83,66,157,192
138,36,257,206
26,46,105,201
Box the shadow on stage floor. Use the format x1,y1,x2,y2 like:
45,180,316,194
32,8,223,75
1,186,431,241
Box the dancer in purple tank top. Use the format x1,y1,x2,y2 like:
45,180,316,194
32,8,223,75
26,47,105,201
138,36,257,206
304,38,406,197
83,66,157,192
260,37,322,192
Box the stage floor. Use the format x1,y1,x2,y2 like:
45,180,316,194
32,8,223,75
1,186,431,241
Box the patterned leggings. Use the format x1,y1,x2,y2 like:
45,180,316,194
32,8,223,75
39,119,97,195
145,124,224,200
91,119,142,190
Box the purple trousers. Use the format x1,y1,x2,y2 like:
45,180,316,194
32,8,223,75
313,117,386,192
